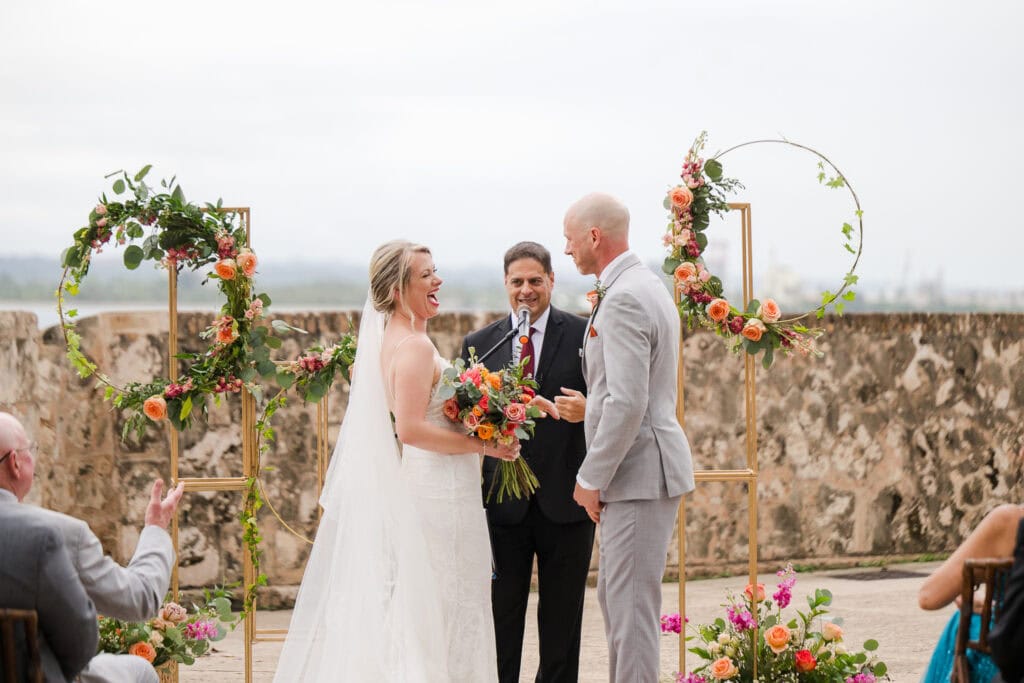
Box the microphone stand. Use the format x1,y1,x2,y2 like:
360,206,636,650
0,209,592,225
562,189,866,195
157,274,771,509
477,327,518,364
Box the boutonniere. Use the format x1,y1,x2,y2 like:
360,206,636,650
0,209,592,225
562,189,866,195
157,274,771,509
585,280,607,313
589,325,598,338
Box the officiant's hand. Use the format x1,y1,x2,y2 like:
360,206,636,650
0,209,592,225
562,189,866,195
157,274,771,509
145,478,185,530
573,482,603,524
555,388,586,423
528,395,560,420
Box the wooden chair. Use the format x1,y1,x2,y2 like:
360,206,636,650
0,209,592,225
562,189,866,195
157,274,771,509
0,608,43,683
952,557,1014,683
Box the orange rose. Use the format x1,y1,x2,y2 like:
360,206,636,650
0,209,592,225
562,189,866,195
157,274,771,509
476,423,495,441
744,582,766,602
487,373,502,390
764,624,791,653
757,298,781,323
794,649,816,673
707,298,730,322
668,186,694,211
214,259,237,280
236,249,258,277
674,261,697,282
472,406,483,417
708,656,739,680
143,396,167,421
216,325,239,345
442,397,460,422
128,640,157,663
741,318,765,342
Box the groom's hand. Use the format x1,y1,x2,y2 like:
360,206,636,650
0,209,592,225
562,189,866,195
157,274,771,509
555,388,585,423
573,482,603,524
527,395,560,420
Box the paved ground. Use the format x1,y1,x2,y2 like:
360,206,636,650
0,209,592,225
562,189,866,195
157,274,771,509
184,562,949,682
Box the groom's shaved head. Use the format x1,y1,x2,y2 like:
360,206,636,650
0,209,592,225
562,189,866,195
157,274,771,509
564,192,630,240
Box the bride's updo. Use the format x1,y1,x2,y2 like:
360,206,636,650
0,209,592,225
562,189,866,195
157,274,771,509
369,240,431,314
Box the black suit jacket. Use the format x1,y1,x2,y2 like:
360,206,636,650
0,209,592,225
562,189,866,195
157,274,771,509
461,306,590,525
991,518,1024,683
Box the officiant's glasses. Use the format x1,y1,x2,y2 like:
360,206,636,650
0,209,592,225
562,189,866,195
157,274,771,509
0,442,35,466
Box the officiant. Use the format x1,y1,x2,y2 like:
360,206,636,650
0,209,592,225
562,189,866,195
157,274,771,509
461,241,594,683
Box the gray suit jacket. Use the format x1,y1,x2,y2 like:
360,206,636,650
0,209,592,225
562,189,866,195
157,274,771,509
31,507,174,622
0,492,99,682
579,252,695,502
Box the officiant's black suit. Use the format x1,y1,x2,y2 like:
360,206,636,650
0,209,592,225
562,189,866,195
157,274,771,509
461,305,594,683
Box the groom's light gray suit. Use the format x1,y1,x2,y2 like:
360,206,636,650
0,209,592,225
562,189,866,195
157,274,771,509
579,252,694,682
0,489,173,683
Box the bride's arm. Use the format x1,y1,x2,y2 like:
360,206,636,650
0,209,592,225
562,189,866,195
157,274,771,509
391,336,518,460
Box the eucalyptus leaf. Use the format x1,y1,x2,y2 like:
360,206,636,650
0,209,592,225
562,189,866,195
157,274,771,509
662,257,681,275
437,384,456,400
276,372,295,390
123,245,145,270
257,360,277,377
265,335,282,349
134,164,152,182
704,158,723,181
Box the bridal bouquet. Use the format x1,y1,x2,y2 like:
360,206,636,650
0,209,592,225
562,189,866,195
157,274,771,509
668,565,889,682
439,355,544,502
97,587,236,669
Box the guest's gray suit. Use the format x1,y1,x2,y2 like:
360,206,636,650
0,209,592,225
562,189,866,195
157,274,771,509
0,492,99,682
39,507,173,683
579,252,694,682
0,490,173,683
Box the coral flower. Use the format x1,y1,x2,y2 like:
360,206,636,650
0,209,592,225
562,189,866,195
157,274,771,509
214,259,237,280
741,318,766,342
708,656,738,680
128,641,156,663
442,397,460,421
668,186,694,211
674,262,698,282
757,297,781,323
216,324,239,345
764,624,791,653
794,649,817,672
822,621,844,642
476,423,495,441
744,582,766,602
143,396,167,421
707,298,730,323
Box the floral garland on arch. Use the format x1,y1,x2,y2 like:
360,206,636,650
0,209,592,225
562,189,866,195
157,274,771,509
663,132,864,368
57,166,357,616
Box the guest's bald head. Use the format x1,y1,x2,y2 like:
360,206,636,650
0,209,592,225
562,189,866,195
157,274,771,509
0,411,35,501
562,192,631,276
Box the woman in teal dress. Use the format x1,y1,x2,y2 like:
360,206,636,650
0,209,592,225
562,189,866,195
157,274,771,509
918,504,1024,683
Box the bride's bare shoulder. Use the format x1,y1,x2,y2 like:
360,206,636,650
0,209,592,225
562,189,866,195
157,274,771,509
384,332,435,365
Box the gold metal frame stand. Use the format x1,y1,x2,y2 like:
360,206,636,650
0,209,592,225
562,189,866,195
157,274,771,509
165,209,331,682
676,203,760,676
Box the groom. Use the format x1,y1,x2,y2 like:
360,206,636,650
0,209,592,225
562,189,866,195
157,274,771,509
461,241,594,683
563,193,695,682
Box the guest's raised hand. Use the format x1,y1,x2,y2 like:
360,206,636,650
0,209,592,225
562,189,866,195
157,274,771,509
144,478,185,529
528,395,560,420
554,387,586,423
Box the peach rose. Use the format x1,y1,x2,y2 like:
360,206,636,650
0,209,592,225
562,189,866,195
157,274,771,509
668,186,694,211
708,656,739,680
744,582,766,602
742,318,766,342
236,249,258,277
128,641,156,663
216,324,239,345
149,630,164,647
94,204,108,216
707,298,730,323
142,396,167,421
214,258,237,280
487,372,502,390
822,621,844,642
442,397,460,421
462,412,480,430
476,423,495,441
764,624,791,653
674,262,698,282
757,298,781,323
159,602,188,624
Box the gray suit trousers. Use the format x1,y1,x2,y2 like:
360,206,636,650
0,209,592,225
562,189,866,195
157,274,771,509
597,496,681,683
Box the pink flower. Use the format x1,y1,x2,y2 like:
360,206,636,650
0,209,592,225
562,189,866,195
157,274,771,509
236,249,257,277
96,217,108,228
95,204,107,216
727,316,745,335
216,234,237,259
660,612,684,634
757,298,781,323
184,619,219,640
504,403,527,424
159,602,188,624
726,605,756,631
462,412,481,430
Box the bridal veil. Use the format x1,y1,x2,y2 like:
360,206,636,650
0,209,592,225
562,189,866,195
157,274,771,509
273,298,447,681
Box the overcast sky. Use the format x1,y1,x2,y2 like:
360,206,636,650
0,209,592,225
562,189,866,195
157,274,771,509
1,0,1021,295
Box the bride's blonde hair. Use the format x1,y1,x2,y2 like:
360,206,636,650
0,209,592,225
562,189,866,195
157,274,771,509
369,240,431,314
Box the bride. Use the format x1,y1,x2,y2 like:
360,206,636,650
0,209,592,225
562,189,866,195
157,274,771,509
274,240,521,682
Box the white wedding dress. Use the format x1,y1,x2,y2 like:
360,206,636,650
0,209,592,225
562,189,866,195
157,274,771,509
273,300,497,682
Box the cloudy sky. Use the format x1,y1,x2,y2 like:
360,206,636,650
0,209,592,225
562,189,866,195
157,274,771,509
1,0,1020,294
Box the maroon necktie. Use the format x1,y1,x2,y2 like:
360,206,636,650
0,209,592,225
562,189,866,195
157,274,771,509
520,326,537,379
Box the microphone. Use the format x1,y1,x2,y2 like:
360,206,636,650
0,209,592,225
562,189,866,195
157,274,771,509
516,305,531,345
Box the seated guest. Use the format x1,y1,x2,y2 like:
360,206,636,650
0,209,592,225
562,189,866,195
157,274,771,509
0,412,184,683
0,423,99,681
918,503,1024,683
990,518,1024,683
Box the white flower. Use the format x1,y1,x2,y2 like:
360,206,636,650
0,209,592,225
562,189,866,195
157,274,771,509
717,633,731,645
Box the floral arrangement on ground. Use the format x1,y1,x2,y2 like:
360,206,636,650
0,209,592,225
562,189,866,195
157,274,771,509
57,166,358,614
662,564,889,682
97,587,236,669
663,132,863,368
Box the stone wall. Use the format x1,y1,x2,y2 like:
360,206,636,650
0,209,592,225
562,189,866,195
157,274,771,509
1,310,1022,599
